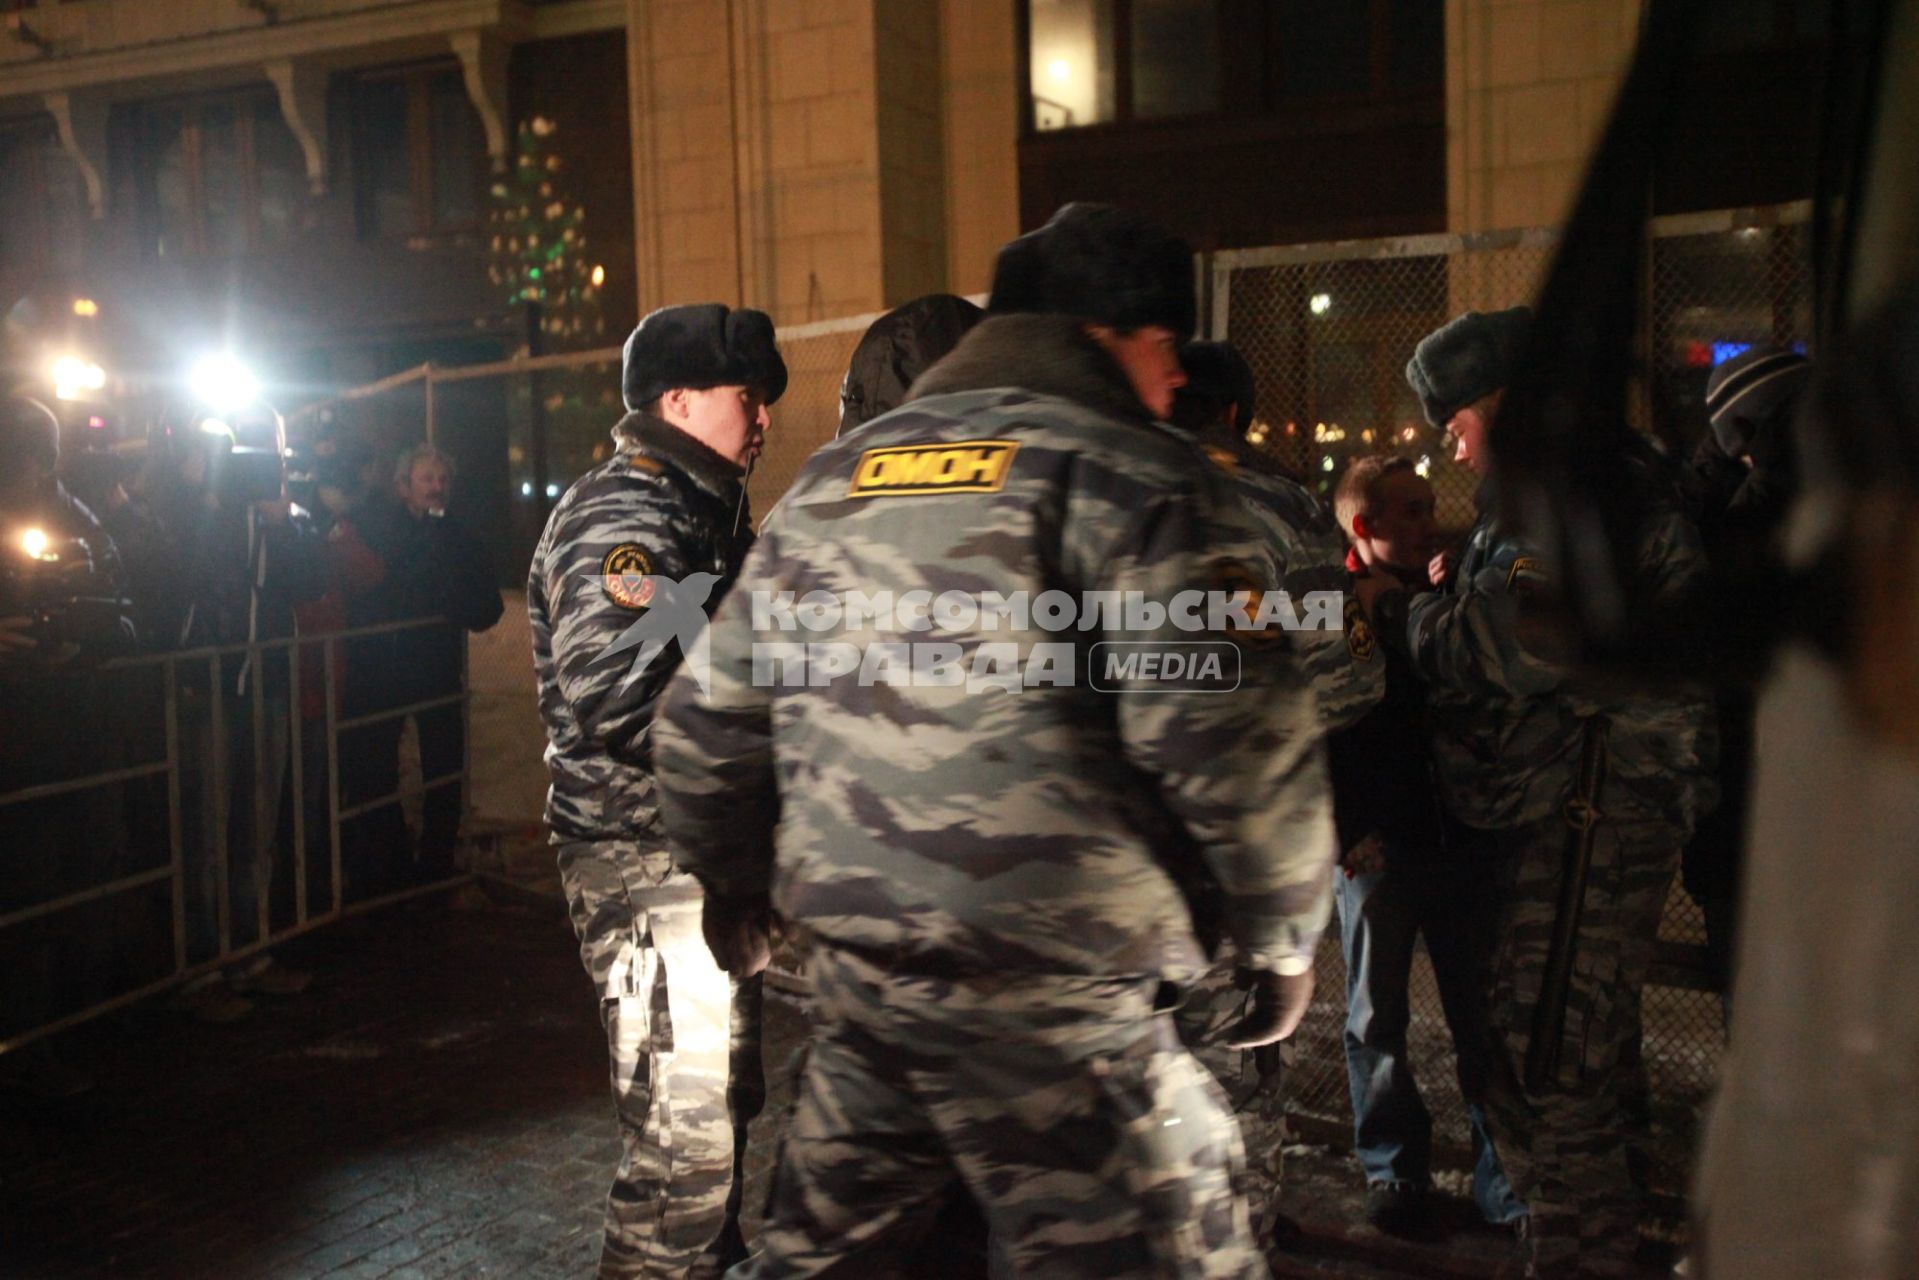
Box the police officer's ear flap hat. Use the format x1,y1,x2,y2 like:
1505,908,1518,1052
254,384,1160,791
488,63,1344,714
1704,345,1810,458
1406,306,1534,427
622,303,789,412
986,203,1197,342
1177,340,1258,431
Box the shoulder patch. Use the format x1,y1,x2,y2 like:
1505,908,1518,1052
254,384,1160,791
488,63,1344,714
1201,443,1240,474
1344,597,1377,661
1506,555,1547,591
848,440,1018,497
1213,558,1287,649
600,543,656,609
627,454,664,475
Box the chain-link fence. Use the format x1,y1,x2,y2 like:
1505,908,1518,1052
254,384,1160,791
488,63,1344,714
1210,203,1811,534
1213,201,1811,1192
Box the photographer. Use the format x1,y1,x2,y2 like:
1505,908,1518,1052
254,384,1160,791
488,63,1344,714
149,405,326,1018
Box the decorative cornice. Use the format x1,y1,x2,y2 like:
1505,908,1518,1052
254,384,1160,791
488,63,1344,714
0,0,535,102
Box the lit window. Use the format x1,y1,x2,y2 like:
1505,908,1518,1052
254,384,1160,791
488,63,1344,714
1029,0,1118,131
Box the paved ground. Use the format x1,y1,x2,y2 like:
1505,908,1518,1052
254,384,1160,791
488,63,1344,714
1,880,1676,1280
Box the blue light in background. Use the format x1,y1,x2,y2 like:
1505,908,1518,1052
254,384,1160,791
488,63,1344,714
1712,341,1753,365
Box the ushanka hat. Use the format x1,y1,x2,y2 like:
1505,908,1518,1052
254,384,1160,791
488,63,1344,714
987,203,1196,342
1405,306,1534,427
622,303,788,411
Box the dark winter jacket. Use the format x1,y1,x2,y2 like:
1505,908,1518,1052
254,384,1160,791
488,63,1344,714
1326,551,1445,863
349,497,504,707
837,294,983,437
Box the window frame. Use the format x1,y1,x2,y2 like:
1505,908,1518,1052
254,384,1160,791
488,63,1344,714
351,61,486,242
0,122,74,273
131,88,300,260
1018,0,1444,136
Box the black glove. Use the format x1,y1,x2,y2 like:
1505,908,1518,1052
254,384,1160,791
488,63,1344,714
1222,966,1314,1049
701,891,773,977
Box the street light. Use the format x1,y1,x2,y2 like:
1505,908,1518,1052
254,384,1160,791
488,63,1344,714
51,354,105,402
189,353,260,413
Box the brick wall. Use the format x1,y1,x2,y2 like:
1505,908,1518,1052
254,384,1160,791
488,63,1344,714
624,0,1020,323
1447,0,1642,307
938,0,1020,296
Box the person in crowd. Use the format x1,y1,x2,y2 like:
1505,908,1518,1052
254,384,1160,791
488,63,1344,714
1328,455,1523,1239
1680,345,1810,1003
653,203,1332,1277
294,433,386,912
529,303,783,1279
149,403,328,1019
0,397,133,664
836,293,983,438
1355,308,1718,1278
1171,340,1383,732
346,443,503,893
0,394,137,1097
1165,340,1381,1196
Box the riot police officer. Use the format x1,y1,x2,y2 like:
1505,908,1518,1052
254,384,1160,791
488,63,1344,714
528,303,786,1280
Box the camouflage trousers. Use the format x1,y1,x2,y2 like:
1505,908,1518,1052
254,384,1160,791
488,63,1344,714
1478,812,1687,1279
741,948,1270,1279
557,841,767,1280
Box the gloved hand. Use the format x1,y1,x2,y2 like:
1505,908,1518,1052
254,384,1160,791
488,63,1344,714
701,891,773,977
1222,966,1314,1049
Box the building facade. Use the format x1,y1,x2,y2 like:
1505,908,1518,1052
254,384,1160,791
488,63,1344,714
0,0,1831,557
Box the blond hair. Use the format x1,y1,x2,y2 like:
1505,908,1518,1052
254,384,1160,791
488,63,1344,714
1333,454,1416,540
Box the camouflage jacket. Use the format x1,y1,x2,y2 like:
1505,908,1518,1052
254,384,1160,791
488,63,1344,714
1374,464,1718,830
1188,427,1384,732
528,414,754,843
652,314,1334,985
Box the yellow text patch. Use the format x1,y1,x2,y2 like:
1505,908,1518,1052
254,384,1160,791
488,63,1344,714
847,440,1019,498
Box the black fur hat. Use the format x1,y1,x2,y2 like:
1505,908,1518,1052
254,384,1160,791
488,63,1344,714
1176,340,1258,430
987,203,1196,341
838,294,984,437
621,303,788,411
1405,307,1533,426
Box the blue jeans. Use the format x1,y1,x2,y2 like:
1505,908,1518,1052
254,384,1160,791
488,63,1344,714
1336,848,1524,1225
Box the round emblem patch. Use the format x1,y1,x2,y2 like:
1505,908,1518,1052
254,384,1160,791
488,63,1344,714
601,544,656,609
1213,558,1284,648
1345,597,1377,661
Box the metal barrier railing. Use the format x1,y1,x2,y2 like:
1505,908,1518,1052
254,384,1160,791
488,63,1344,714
0,616,475,1055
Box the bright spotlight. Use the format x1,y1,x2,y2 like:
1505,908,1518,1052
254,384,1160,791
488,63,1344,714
190,354,260,413
51,355,106,402
1048,58,1071,82
20,527,50,559
1309,293,1332,316
590,264,606,288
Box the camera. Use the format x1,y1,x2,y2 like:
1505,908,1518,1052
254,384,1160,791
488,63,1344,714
191,406,288,510
0,524,129,656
